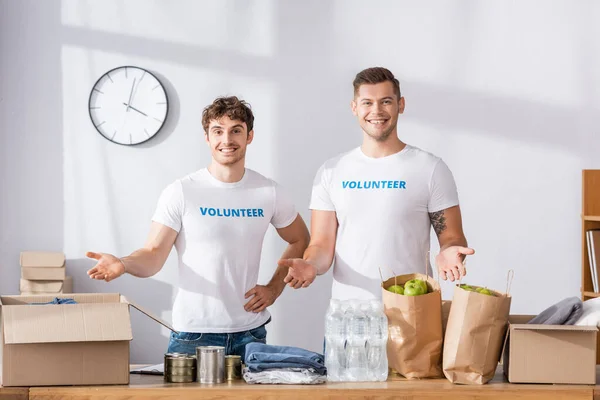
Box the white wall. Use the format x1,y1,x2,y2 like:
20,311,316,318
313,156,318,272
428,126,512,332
1,0,600,363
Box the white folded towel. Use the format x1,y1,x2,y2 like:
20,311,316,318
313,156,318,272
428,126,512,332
575,297,600,327
243,367,326,385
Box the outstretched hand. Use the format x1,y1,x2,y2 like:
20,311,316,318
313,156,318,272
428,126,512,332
436,246,475,281
85,251,126,282
279,258,317,289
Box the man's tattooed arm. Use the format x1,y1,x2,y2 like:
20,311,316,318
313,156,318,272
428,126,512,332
429,210,447,236
429,206,470,264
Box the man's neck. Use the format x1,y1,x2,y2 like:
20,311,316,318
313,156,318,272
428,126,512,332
207,161,246,183
361,134,406,158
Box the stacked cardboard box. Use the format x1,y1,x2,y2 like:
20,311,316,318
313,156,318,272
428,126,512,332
19,251,73,295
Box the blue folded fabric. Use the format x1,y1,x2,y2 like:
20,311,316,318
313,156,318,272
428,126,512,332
245,342,326,375
31,297,78,305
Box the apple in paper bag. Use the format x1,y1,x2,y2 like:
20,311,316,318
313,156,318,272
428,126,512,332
387,284,404,295
403,279,428,296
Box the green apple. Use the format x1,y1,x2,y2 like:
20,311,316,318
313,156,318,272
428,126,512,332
403,281,427,296
405,279,428,294
459,284,476,292
476,287,495,296
387,284,404,295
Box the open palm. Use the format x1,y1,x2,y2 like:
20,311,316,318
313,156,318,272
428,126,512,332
436,246,475,281
278,258,316,289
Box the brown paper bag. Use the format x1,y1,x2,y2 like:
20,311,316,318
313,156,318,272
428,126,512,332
382,273,443,379
442,272,513,384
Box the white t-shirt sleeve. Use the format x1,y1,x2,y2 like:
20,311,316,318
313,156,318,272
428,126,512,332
271,183,298,229
428,159,460,213
309,163,336,211
151,180,184,232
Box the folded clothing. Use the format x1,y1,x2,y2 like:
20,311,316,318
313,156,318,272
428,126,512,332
243,366,326,385
575,297,600,327
30,297,78,305
528,296,583,325
245,342,326,375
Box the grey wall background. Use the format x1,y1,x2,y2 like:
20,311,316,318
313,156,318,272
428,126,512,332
1,0,600,363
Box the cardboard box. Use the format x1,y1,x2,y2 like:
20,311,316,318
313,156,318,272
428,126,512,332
503,315,597,384
0,293,174,386
20,276,73,295
20,251,66,281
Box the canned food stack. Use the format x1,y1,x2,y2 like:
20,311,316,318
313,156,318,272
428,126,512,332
164,353,197,383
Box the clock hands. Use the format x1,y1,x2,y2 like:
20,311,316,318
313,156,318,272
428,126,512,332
126,78,136,112
123,103,148,116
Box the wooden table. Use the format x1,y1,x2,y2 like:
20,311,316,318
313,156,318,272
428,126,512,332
16,367,600,400
0,387,28,400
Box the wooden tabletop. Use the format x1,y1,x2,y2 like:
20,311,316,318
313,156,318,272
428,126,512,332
17,367,599,400
0,386,28,400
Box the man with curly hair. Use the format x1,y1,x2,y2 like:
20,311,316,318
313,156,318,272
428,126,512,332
86,96,310,360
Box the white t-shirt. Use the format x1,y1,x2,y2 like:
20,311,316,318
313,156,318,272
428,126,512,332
152,168,298,333
310,144,459,301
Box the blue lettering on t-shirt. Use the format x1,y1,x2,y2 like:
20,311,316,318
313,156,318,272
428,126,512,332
199,207,265,218
342,180,407,189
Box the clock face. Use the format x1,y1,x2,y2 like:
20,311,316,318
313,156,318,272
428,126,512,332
88,66,168,145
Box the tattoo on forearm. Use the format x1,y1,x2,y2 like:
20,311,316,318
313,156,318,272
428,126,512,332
429,210,447,235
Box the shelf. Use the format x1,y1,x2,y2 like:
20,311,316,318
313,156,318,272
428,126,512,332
582,171,600,365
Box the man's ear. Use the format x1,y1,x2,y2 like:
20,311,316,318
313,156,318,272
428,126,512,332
398,97,405,114
247,130,254,145
351,100,358,116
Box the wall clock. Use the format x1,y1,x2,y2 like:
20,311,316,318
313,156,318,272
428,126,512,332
88,66,169,145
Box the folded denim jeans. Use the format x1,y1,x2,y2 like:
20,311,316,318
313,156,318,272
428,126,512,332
244,342,326,375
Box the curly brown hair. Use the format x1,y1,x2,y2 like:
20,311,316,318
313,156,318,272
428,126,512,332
202,96,254,134
353,67,401,99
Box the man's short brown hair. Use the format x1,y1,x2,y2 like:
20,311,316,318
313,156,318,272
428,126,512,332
353,67,401,99
202,96,254,133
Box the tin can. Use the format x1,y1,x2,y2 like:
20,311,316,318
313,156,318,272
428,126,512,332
196,346,225,384
225,355,242,381
164,353,196,383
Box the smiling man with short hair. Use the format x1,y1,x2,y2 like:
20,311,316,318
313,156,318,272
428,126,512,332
280,67,474,299
86,96,310,361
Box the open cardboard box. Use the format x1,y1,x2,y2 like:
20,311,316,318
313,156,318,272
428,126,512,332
503,314,598,385
0,293,175,387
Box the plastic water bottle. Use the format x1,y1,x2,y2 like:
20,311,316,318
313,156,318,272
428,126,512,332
367,299,389,381
345,300,369,381
359,301,374,380
324,299,346,381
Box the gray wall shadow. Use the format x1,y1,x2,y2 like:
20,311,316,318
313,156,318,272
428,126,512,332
68,258,175,364
407,81,591,153
0,0,64,296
